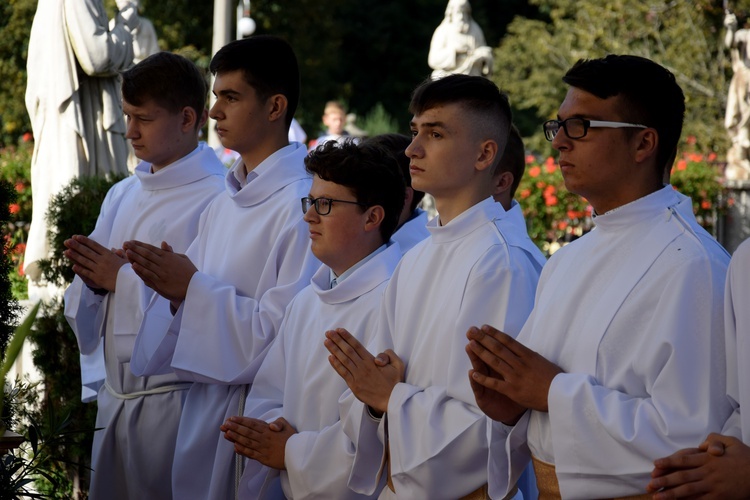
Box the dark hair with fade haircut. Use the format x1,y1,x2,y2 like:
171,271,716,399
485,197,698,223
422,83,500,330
562,54,686,173
209,35,300,128
363,133,425,212
409,74,512,175
121,51,207,128
304,140,406,243
497,124,525,198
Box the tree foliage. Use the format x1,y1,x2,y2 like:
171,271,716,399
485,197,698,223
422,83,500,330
493,0,732,156
0,0,36,146
1,0,532,146
247,0,531,136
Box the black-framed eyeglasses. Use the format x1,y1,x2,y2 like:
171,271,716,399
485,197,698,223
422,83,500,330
543,118,648,142
301,196,367,216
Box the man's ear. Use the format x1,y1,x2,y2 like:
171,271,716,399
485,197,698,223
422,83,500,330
181,106,199,132
364,205,385,233
267,94,289,123
196,108,209,130
476,139,499,172
634,128,658,164
493,171,514,198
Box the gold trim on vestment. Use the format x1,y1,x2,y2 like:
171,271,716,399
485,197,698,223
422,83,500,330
531,455,652,500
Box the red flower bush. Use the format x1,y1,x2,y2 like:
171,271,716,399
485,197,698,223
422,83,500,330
517,149,725,255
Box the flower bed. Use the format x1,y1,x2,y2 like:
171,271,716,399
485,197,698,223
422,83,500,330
518,147,725,255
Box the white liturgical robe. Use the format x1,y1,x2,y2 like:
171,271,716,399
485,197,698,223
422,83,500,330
390,207,430,256
723,237,750,442
131,142,320,500
64,144,225,500
489,186,733,499
240,243,402,499
340,198,546,499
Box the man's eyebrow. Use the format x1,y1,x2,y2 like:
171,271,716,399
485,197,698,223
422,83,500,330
214,89,241,97
557,113,605,121
410,120,447,129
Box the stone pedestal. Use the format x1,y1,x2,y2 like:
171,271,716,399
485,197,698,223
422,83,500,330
721,179,750,254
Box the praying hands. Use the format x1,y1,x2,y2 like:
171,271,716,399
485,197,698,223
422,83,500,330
465,325,563,423
123,240,197,309
323,328,405,415
221,416,297,470
647,433,750,498
64,234,128,292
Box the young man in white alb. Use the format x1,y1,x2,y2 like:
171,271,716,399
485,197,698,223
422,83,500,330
325,74,545,499
221,140,407,499
64,52,226,499
467,55,733,499
123,36,320,499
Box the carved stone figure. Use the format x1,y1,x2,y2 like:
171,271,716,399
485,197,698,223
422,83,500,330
725,11,750,180
24,0,138,282
428,0,494,79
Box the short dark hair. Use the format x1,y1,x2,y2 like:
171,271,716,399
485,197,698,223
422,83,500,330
121,51,207,126
497,124,525,198
209,35,300,128
562,54,685,172
304,140,406,243
363,133,425,211
409,74,512,174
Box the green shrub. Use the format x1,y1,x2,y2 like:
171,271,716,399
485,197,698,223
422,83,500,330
517,149,726,255
358,103,400,137
0,142,32,300
28,174,124,496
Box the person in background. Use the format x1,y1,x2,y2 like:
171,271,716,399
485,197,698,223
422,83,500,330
363,133,430,255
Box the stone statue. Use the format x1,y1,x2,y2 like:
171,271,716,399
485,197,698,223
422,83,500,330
428,0,494,80
24,0,138,283
724,10,750,180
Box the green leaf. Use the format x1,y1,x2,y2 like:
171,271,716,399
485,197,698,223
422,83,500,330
0,301,39,380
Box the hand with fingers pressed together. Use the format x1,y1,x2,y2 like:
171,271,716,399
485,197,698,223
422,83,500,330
324,328,405,415
220,416,297,470
465,324,563,423
64,234,129,292
123,239,196,310
646,433,750,498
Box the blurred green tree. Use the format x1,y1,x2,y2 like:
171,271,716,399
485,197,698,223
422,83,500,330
493,0,732,156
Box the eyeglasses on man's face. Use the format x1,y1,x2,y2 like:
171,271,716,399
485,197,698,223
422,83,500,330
543,118,647,142
301,196,366,216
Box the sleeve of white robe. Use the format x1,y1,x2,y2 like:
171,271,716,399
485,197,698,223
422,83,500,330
111,264,157,364
339,281,396,495
169,217,316,384
284,420,377,499
487,393,533,498
722,239,750,441
546,252,731,492
129,205,213,378
385,251,536,498
63,180,126,354
238,327,289,498
63,0,134,76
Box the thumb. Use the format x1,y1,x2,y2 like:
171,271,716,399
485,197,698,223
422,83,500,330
374,352,391,367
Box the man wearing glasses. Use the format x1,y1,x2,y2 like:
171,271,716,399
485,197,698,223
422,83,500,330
466,55,733,498
221,140,406,499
